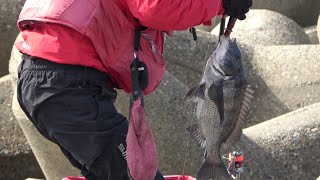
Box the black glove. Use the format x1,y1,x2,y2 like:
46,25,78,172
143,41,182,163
223,0,252,20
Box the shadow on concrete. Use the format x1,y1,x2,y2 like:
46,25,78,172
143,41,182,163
229,133,319,180
0,153,44,180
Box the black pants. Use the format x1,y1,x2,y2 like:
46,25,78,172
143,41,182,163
17,54,164,180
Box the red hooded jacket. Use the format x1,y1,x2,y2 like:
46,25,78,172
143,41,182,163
16,0,224,95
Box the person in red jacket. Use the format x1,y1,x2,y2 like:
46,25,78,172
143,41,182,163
16,0,252,179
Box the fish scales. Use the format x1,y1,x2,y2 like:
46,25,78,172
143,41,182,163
198,100,221,162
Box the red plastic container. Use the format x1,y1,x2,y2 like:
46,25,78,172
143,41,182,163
63,175,196,180
62,177,86,180
163,175,196,180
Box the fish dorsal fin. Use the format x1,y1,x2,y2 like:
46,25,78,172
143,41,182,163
222,85,254,150
184,83,206,101
207,82,224,123
187,123,207,149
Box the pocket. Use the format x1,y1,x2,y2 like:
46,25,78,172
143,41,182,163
94,86,121,130
132,28,166,95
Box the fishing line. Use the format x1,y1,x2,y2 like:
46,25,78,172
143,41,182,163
181,0,224,176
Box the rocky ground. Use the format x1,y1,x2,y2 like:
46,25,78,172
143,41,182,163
0,0,24,77
0,1,320,180
0,75,44,180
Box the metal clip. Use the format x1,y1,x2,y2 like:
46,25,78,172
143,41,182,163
142,34,156,53
189,27,198,50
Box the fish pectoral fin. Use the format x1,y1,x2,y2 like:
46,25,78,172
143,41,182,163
208,82,224,123
184,83,206,101
222,85,254,150
187,123,207,149
222,121,244,150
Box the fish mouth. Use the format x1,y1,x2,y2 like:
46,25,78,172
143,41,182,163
220,35,236,44
213,36,240,77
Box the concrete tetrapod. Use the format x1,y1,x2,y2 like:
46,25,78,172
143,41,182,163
242,44,320,126
234,102,320,180
305,26,319,44
251,0,320,27
192,0,320,30
211,10,311,45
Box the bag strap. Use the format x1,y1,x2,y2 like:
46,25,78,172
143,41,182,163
134,29,141,53
130,30,143,101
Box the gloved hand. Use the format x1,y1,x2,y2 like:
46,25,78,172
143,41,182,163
223,0,252,20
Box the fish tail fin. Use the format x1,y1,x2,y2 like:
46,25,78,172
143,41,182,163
196,159,231,180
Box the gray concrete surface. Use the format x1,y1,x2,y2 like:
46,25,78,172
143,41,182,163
244,45,320,87
242,44,320,125
251,0,320,27
211,10,311,45
164,30,219,88
0,0,24,77
0,75,44,180
9,34,81,180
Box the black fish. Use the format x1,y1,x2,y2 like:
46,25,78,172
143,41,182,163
185,35,254,180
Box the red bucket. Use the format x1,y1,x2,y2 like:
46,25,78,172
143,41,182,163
163,175,196,180
63,175,196,180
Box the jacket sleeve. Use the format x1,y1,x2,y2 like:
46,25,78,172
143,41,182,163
126,0,224,31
